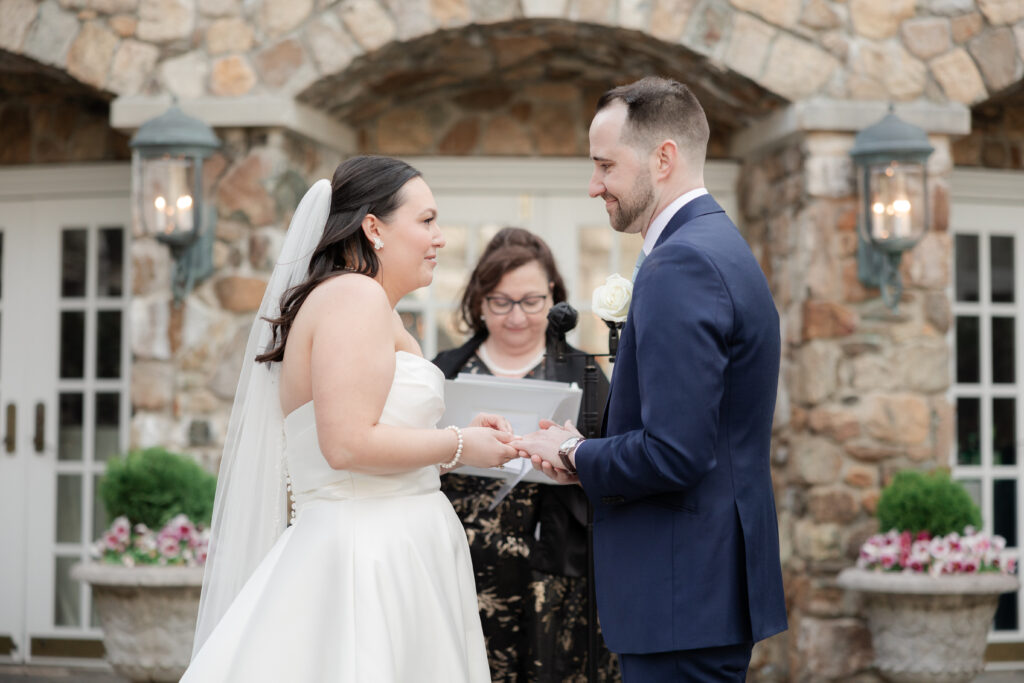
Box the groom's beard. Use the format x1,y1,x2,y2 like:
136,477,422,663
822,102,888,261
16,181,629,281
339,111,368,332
608,170,654,234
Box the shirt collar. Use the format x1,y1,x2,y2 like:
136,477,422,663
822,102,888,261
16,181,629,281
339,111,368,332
641,187,709,255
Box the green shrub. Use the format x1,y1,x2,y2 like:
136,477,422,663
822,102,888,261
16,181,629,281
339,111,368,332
99,447,216,529
876,469,981,537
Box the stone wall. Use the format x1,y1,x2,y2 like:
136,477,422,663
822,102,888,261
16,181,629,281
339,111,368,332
0,93,128,163
739,132,956,681
130,126,339,469
0,0,1021,112
953,86,1024,168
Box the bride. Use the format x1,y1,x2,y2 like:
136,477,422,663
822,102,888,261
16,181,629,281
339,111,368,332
182,156,519,681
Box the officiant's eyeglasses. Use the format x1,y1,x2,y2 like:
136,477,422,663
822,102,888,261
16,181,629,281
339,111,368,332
484,294,549,315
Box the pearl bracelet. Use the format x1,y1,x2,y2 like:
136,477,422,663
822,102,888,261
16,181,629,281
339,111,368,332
441,425,463,470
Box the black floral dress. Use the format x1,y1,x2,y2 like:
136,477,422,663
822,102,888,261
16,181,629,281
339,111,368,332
440,354,621,683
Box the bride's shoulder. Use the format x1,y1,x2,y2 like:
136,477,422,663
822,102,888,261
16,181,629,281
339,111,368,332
307,273,387,309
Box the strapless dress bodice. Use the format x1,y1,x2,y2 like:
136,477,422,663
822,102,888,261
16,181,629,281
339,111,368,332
283,351,446,506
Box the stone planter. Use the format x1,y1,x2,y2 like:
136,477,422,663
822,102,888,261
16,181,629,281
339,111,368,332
838,568,1019,683
72,563,203,683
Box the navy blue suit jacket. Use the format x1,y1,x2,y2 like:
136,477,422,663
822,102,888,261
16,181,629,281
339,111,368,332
575,194,787,654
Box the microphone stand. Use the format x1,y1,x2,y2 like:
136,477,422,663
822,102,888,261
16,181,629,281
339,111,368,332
548,311,623,682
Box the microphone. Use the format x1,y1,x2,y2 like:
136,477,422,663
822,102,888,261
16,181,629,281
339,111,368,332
546,302,578,364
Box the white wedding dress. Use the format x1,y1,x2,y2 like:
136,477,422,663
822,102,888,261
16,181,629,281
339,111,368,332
183,351,490,682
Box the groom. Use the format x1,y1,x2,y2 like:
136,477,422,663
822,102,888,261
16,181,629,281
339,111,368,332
518,77,787,680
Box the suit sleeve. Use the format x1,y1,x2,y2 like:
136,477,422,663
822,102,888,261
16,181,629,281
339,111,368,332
575,242,733,501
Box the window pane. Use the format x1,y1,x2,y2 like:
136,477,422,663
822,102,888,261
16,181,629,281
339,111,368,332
994,590,1018,631
95,393,120,461
58,393,83,462
60,311,85,379
97,227,124,298
957,397,981,466
960,478,982,510
993,398,1017,465
92,474,107,542
54,556,81,627
994,479,1017,547
991,235,1014,303
992,316,1015,384
96,310,122,379
956,316,980,384
61,228,87,298
955,234,980,303
56,474,82,544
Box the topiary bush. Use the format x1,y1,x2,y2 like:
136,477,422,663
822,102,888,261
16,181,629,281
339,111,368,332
876,469,981,537
99,447,216,529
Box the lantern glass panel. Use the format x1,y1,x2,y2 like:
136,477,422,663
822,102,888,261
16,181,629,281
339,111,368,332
137,155,198,240
861,161,927,248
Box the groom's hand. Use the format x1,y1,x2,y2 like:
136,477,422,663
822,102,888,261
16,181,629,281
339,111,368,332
470,412,514,435
517,423,580,485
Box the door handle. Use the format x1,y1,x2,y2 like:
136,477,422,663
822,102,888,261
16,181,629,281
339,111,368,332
3,403,13,454
34,402,44,453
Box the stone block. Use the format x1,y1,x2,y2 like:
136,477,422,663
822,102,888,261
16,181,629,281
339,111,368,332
131,296,172,360
901,17,951,60
255,38,306,88
808,406,861,442
844,464,878,488
808,487,861,524
731,0,801,28
850,0,914,39
792,436,844,485
969,27,1020,92
801,0,839,29
304,13,359,74
137,0,194,42
211,55,257,96
864,393,930,446
724,12,775,80
376,108,433,154
951,12,983,43
66,21,116,89
381,0,435,39
208,322,249,399
533,103,579,155
261,0,312,37
217,155,275,226
802,301,858,340
214,276,267,313
649,0,697,42
340,0,395,50
796,616,874,678
790,342,840,405
845,440,903,462
131,361,174,411
131,239,172,296
108,39,159,95
931,48,988,104
206,17,253,54
978,0,1022,24
468,0,519,22
24,1,78,68
794,519,842,562
905,231,950,289
433,0,472,25
0,0,38,51
160,50,208,99
198,0,238,16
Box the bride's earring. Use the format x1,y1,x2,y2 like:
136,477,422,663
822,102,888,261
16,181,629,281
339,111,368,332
373,237,383,251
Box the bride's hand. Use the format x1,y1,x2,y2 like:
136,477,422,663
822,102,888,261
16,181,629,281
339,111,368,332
469,412,513,435
457,427,520,469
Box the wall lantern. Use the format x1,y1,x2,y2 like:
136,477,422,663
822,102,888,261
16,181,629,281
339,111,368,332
850,106,934,310
130,105,221,302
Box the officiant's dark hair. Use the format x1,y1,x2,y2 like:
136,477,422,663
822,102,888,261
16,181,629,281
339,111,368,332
257,156,421,364
457,227,568,335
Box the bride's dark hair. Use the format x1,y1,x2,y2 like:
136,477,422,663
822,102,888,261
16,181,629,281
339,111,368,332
255,155,422,364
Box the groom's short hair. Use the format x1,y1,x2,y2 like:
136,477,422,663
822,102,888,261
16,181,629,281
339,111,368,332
597,77,710,168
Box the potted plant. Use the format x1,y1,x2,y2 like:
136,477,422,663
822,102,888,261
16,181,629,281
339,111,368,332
838,469,1019,683
72,447,216,683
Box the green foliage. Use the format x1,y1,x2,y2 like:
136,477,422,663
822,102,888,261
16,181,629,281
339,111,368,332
876,469,981,537
99,447,216,529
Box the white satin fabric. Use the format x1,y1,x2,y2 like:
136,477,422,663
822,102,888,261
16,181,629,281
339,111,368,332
182,352,489,682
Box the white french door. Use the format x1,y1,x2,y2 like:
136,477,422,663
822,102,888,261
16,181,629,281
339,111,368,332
0,164,131,662
400,157,737,363
950,168,1024,662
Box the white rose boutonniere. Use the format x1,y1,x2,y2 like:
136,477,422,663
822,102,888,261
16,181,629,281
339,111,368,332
592,273,633,323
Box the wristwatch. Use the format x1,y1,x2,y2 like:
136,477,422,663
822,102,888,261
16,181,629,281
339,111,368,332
557,436,584,474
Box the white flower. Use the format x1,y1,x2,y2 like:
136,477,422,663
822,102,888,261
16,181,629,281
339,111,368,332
592,274,633,323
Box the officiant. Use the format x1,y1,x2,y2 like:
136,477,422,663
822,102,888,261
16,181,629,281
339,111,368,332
433,227,616,682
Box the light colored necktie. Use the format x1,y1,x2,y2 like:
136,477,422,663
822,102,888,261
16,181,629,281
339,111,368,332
631,249,647,282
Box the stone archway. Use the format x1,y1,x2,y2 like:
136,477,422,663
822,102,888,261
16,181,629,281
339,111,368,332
297,18,787,158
